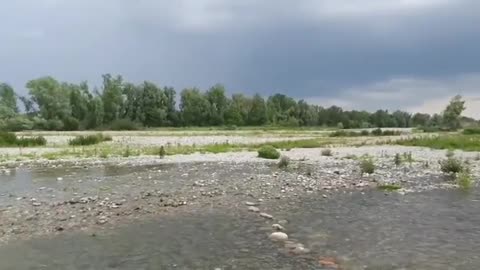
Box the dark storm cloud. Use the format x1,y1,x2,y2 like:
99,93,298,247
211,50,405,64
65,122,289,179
1,0,480,115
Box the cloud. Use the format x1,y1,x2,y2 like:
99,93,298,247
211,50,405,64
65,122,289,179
305,73,480,119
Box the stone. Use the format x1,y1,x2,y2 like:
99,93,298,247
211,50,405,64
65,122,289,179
57,177,63,181
259,213,273,219
245,201,258,206
32,202,41,207
248,206,260,213
269,232,288,241
272,224,285,231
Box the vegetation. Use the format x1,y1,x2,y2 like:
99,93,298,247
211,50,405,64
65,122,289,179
359,156,375,175
0,132,46,147
396,136,480,152
330,129,401,137
463,128,480,135
394,153,402,166
278,156,290,169
439,151,464,174
1,76,475,131
159,146,166,159
68,133,112,146
377,183,402,191
321,149,333,156
258,145,281,159
457,167,473,190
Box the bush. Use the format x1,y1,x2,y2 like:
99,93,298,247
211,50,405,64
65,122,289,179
5,116,34,131
360,130,370,136
0,132,46,147
109,119,141,131
63,117,80,131
46,119,64,131
258,145,280,159
394,153,402,166
278,155,290,169
439,155,463,174
321,149,333,156
69,133,112,146
457,167,473,190
371,128,383,136
463,128,480,135
159,146,166,158
359,156,375,175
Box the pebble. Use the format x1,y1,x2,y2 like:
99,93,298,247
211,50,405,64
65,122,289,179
245,201,258,206
248,206,260,213
259,213,273,219
57,177,63,181
269,232,288,241
272,224,285,231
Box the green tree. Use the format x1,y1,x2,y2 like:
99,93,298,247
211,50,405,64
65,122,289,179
247,94,267,125
26,77,71,120
206,84,228,125
0,83,18,118
101,74,124,123
180,88,211,126
442,95,466,130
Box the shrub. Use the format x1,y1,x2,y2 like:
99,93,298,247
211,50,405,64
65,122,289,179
0,132,46,147
359,156,375,175
378,183,402,191
278,155,290,169
360,130,370,136
475,153,480,161
439,155,463,174
371,128,383,136
394,153,402,166
457,167,473,190
159,146,166,159
5,116,34,131
69,133,112,146
321,149,333,156
258,145,280,159
123,146,131,157
109,119,141,131
46,119,65,131
463,128,480,135
63,117,80,131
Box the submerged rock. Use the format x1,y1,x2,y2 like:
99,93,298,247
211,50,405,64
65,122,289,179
269,232,288,241
272,224,285,231
248,206,260,212
259,213,273,219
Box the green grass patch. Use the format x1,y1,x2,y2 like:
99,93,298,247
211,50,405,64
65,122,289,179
68,133,112,146
0,132,46,147
395,135,480,151
377,183,402,191
330,128,401,137
463,128,480,135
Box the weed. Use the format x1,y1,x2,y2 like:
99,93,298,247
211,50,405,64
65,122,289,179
394,153,402,166
159,146,166,158
321,149,333,156
475,153,480,161
457,166,473,190
123,146,131,157
69,134,112,146
278,156,290,169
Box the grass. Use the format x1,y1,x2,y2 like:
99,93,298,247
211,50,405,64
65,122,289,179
258,145,280,159
377,183,402,191
395,135,480,151
394,153,402,166
69,133,112,146
463,128,480,135
0,132,46,147
457,167,473,190
330,128,401,138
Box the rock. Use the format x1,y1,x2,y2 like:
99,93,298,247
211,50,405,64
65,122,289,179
248,206,260,213
97,217,108,225
278,219,288,225
32,202,41,207
57,177,63,181
272,224,285,231
291,246,310,255
259,213,273,219
269,232,288,241
245,201,258,206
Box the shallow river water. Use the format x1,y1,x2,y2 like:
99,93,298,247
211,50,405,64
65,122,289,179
0,164,479,270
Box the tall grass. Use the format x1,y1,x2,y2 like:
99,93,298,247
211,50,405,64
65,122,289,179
69,134,112,146
396,135,480,151
0,132,46,147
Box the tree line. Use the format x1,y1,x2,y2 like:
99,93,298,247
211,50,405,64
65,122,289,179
0,74,469,131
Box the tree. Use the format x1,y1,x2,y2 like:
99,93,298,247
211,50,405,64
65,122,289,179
206,84,228,125
180,88,211,126
101,74,124,123
0,83,18,118
26,77,71,120
442,95,466,130
247,94,267,125
412,113,431,127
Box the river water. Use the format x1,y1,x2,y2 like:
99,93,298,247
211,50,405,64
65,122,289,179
0,165,479,269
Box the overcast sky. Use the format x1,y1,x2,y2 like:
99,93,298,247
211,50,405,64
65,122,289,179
1,0,480,117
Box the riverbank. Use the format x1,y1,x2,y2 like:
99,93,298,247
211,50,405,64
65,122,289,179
1,145,478,246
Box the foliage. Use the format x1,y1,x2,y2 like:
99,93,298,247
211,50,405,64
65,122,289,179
396,136,480,152
108,119,141,130
359,156,375,175
457,167,473,190
394,153,402,166
0,132,46,147
278,155,290,169
258,145,280,159
330,129,401,137
68,134,112,146
321,149,333,156
439,156,464,174
463,128,480,135
442,95,465,130
159,146,166,159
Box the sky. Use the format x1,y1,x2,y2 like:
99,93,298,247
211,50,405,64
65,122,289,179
1,0,480,118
